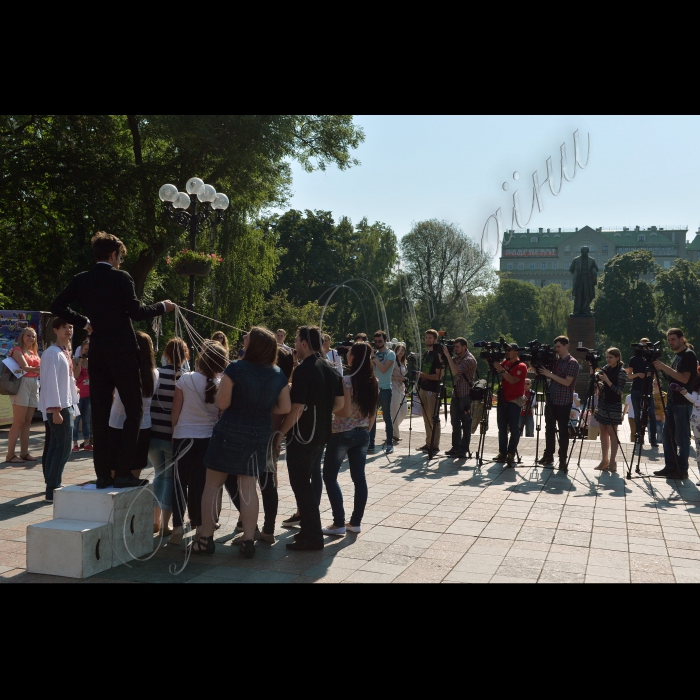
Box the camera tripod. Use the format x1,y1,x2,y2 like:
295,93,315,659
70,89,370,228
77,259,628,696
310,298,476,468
525,369,552,467
390,358,416,456
566,367,598,469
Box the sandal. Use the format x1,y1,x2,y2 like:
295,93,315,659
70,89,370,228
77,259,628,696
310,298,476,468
192,535,215,555
21,454,38,461
240,539,255,559
594,461,609,471
608,462,618,472
5,455,24,464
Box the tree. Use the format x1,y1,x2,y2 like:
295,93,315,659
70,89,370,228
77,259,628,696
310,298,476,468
400,219,495,331
655,258,700,345
594,251,659,352
259,291,326,335
539,283,573,343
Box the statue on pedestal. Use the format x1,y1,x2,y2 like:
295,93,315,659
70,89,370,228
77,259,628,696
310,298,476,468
569,246,599,316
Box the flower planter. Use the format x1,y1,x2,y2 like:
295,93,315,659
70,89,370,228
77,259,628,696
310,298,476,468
175,260,212,277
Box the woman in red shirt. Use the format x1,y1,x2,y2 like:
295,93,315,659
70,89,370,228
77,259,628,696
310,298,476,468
6,327,41,463
72,340,92,452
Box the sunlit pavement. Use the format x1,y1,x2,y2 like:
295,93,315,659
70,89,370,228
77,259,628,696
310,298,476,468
1,417,699,583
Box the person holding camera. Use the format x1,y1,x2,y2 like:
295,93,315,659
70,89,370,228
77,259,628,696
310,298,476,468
653,328,698,478
626,337,658,447
493,343,527,465
536,335,580,470
440,338,476,458
368,330,396,454
590,348,626,471
416,330,445,452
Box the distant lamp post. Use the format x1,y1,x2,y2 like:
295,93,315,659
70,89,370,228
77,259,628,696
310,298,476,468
158,178,229,323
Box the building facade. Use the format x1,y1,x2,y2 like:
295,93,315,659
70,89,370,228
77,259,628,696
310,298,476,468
500,225,692,288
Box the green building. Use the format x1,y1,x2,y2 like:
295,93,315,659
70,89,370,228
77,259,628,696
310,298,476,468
500,224,692,288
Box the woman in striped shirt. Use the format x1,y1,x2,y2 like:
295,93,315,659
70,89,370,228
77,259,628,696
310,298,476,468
149,337,189,535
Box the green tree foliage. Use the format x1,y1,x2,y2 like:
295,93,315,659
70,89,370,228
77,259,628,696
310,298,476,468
0,115,364,314
259,291,327,336
655,259,700,345
594,251,659,352
539,282,573,343
400,219,495,332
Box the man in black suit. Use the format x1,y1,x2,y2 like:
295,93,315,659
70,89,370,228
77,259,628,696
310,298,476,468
51,231,175,488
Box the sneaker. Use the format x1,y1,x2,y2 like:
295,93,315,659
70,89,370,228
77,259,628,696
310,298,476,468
494,453,507,462
84,444,93,452
653,467,675,477
322,524,346,536
345,523,361,533
444,448,460,457
385,444,394,455
419,445,430,452
282,513,302,528
72,445,80,453
506,452,515,464
558,463,568,472
538,455,555,466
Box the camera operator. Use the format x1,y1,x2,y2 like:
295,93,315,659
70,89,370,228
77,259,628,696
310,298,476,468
626,337,658,447
493,343,527,465
440,338,476,458
368,330,396,454
416,329,444,453
536,335,579,470
652,327,698,478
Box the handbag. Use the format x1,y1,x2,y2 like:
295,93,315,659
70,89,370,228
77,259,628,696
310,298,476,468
0,364,22,396
510,395,527,408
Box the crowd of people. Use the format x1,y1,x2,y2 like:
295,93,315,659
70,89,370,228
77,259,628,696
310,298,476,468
5,231,700,564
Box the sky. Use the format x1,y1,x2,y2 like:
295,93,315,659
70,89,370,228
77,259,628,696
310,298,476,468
279,115,700,259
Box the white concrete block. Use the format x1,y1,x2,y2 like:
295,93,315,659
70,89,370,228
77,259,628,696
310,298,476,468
53,484,154,565
27,519,113,578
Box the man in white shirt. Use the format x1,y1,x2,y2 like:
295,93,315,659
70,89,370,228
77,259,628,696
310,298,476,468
276,329,293,354
322,333,343,375
39,318,81,502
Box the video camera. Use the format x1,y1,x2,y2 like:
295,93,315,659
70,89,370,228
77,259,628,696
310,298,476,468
335,334,355,356
436,330,455,351
574,346,602,370
474,337,507,363
631,341,662,363
520,339,556,370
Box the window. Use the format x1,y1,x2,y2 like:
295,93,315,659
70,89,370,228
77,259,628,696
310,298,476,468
507,263,513,270
553,262,558,270
531,236,538,243
664,261,671,269
529,262,535,270
518,262,524,270
638,235,645,242
602,245,608,253
541,262,547,270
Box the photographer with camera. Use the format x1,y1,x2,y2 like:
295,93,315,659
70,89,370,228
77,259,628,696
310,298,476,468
652,328,698,479
536,336,579,470
590,348,626,471
440,338,476,458
493,343,527,465
626,337,658,447
416,330,445,453
368,330,396,454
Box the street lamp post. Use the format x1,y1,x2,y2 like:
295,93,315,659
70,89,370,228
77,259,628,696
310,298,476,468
158,178,229,327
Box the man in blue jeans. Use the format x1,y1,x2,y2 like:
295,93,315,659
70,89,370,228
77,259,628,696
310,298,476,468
368,330,396,454
653,328,697,479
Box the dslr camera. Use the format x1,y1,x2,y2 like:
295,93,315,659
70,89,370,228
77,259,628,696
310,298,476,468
474,337,506,363
520,339,556,370
631,340,662,363
574,346,602,369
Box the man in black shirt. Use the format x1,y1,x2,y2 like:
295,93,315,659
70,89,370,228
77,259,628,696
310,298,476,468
277,326,344,550
626,337,658,447
653,328,698,478
416,329,444,453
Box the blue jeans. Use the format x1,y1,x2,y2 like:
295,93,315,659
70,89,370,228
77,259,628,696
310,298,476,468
630,390,657,444
323,428,370,527
497,400,522,455
149,436,173,510
663,403,692,472
72,396,91,442
45,407,74,498
369,388,393,447
519,414,534,437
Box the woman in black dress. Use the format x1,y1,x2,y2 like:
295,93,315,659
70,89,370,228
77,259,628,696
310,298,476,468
591,347,626,472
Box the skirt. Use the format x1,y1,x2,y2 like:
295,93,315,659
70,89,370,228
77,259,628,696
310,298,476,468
594,397,622,426
204,423,272,477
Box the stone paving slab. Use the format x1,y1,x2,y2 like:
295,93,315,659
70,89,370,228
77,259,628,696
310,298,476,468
1,416,700,583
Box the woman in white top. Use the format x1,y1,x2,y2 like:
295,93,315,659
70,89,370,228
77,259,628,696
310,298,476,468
389,342,408,442
108,332,158,479
168,340,228,546
322,333,343,375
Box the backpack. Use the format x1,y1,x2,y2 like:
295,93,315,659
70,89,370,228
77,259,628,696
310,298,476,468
469,378,488,401
0,364,22,396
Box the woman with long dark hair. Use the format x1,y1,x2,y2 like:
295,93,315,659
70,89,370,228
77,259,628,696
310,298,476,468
194,327,291,557
592,347,626,472
108,331,158,478
322,341,378,536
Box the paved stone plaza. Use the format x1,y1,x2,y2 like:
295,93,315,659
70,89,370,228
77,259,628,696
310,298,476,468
2,415,700,583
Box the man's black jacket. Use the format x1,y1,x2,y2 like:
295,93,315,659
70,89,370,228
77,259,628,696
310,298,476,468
50,264,164,354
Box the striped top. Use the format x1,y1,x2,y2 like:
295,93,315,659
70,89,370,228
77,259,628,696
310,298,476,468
150,364,179,438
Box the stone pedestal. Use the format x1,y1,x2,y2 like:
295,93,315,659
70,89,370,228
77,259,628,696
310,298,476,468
568,314,595,401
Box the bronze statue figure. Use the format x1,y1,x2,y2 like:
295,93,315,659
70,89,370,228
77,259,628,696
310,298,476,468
569,246,598,316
